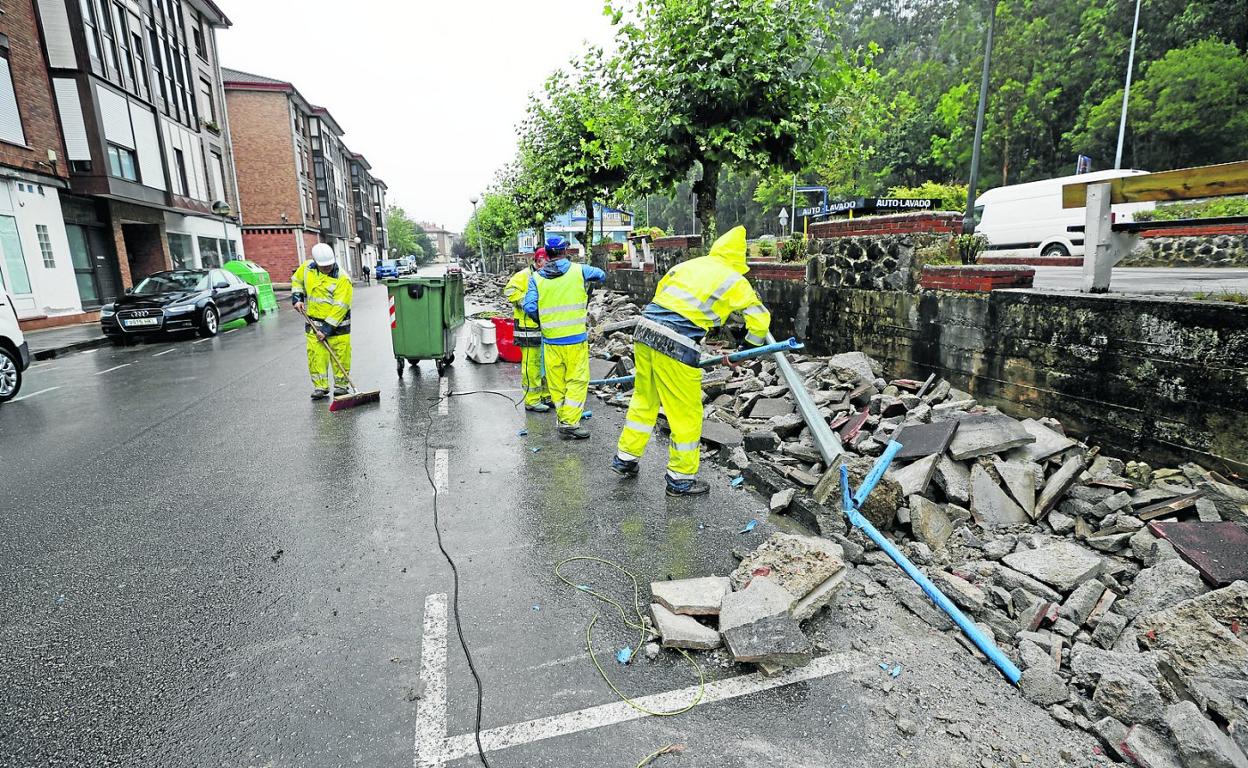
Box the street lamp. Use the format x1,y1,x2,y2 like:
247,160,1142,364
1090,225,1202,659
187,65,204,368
963,0,999,234
1114,0,1143,169
778,208,789,236
470,195,487,273
211,200,233,264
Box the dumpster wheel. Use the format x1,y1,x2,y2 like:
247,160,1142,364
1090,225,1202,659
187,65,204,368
436,353,454,376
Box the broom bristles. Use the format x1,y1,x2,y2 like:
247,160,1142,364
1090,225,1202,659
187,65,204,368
328,390,381,412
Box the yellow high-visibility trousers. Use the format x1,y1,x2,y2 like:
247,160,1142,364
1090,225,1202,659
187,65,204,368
617,342,704,479
544,341,589,426
520,345,549,406
306,332,351,390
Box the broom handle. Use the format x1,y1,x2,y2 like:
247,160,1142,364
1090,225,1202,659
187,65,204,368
297,305,360,392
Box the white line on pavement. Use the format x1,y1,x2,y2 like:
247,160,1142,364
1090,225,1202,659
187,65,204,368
152,348,175,357
80,348,98,354
437,652,864,764
11,386,62,402
28,362,57,370
224,328,238,334
413,593,449,768
192,337,213,345
433,449,448,494
437,378,449,415
94,363,132,376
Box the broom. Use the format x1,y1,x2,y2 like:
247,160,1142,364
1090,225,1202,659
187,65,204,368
297,306,380,411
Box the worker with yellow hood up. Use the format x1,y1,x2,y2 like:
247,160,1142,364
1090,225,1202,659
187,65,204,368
504,247,550,411
611,226,771,496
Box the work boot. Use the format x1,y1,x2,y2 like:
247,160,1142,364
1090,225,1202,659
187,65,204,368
558,423,591,440
666,476,710,497
611,456,640,477
333,386,349,396
310,388,329,400
525,402,551,413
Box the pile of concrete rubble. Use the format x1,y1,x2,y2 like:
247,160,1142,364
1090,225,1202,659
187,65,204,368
463,271,512,314
586,293,1248,768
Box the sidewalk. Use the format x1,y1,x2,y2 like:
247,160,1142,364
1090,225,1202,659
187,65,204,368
25,322,109,360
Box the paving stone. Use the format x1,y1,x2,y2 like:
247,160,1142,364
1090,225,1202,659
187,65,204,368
1166,700,1248,768
948,413,1035,461
650,604,722,650
1094,669,1167,729
971,464,1030,528
888,454,940,498
1008,418,1078,463
650,576,732,616
1093,611,1129,649
893,420,958,460
929,569,986,612
934,454,971,505
743,429,780,453
749,397,795,420
1020,668,1069,706
700,419,743,448
910,495,956,550
1120,724,1183,768
722,612,812,667
1118,558,1209,619
1060,579,1107,626
1002,541,1107,592
719,577,796,632
994,458,1039,519
1036,455,1087,517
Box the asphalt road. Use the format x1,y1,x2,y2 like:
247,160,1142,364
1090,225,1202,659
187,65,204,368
1032,266,1248,294
0,285,1095,767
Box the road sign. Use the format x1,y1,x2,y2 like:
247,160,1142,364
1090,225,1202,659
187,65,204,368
797,197,942,220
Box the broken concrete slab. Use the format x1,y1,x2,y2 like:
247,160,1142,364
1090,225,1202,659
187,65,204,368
1092,717,1131,762
1020,668,1069,706
983,561,1064,603
910,496,956,551
971,464,1031,528
1198,480,1248,525
1002,541,1107,592
718,576,796,632
743,429,780,453
769,487,797,513
948,413,1035,461
934,454,971,505
793,568,848,621
1186,580,1248,629
1149,521,1248,587
769,412,806,439
1118,557,1209,619
749,397,795,420
1093,612,1129,649
929,569,986,612
887,453,939,498
1137,599,1248,681
1060,579,1107,626
650,576,732,616
729,533,845,598
888,577,954,631
1166,700,1248,768
1069,643,1167,689
814,456,902,530
1008,418,1078,463
892,420,958,460
1093,669,1167,729
994,457,1039,519
1036,455,1087,518
1120,725,1183,768
827,351,876,383
700,419,744,448
650,604,722,650
722,612,812,667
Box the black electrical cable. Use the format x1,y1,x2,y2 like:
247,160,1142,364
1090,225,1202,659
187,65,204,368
418,385,522,768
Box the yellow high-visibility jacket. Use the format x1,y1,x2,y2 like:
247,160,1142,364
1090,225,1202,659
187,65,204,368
504,268,542,347
291,260,353,336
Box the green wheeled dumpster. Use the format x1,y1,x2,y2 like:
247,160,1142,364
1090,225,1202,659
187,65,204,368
222,259,278,314
386,271,465,376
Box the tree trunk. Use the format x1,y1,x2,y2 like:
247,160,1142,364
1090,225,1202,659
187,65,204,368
694,158,720,245
582,196,595,260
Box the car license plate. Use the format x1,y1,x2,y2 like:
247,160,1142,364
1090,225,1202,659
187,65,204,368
124,317,160,327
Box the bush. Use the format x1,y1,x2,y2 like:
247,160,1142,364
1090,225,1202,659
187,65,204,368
1134,196,1248,222
630,226,666,240
757,238,776,257
778,237,809,262
951,233,988,265
888,181,969,212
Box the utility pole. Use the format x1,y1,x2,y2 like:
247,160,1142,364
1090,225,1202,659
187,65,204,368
1114,0,1143,169
964,0,998,234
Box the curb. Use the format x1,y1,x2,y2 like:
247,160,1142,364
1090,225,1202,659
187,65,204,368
31,335,111,361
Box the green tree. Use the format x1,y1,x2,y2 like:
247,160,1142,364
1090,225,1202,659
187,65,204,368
612,0,862,241
385,205,417,260
464,192,523,269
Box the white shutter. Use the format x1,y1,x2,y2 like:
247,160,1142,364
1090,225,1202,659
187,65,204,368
96,84,134,149
54,79,90,160
189,140,207,200
0,58,26,146
37,0,77,69
128,102,166,191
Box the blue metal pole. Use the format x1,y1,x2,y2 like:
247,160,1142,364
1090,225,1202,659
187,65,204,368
844,441,1023,685
589,338,804,386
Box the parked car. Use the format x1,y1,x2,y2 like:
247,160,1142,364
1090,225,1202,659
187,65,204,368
0,289,30,403
973,170,1155,259
101,269,258,342
375,259,400,280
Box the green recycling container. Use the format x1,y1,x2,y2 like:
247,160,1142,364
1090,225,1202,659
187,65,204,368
386,271,465,376
222,259,278,314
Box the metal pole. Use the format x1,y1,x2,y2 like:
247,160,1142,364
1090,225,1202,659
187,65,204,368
767,332,844,466
964,0,998,234
790,174,797,236
1114,0,1143,170
472,200,486,272
589,338,804,386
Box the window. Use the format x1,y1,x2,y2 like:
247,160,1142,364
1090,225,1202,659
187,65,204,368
0,48,26,146
0,216,32,295
132,32,149,98
168,232,192,269
36,225,56,268
96,0,119,76
106,144,138,181
172,148,188,196
111,4,135,90
192,19,206,59
209,151,225,200
79,0,102,64
198,236,220,268
150,29,168,107
198,77,215,123
70,159,93,174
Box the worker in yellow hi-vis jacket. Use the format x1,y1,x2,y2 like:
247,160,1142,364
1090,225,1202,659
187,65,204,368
292,243,353,400
504,247,550,411
610,226,771,496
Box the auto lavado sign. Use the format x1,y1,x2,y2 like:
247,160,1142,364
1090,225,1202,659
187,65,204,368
797,197,942,219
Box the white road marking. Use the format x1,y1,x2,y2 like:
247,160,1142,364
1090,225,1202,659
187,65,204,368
94,363,132,376
224,328,238,334
436,652,864,764
414,593,449,768
437,378,449,415
152,348,175,357
79,348,98,354
28,362,57,370
192,337,214,345
11,386,61,402
433,449,449,493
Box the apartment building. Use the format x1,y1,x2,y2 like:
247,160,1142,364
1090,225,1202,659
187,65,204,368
0,0,79,328
418,222,457,263
33,0,243,324
350,153,387,272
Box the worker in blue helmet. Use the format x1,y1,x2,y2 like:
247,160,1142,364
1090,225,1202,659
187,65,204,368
522,235,606,438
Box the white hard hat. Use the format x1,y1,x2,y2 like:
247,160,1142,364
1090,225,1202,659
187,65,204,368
311,243,336,267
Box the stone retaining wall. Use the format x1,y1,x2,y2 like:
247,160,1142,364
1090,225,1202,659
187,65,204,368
1124,232,1248,268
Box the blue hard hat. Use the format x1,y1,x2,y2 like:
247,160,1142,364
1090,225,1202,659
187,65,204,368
545,236,569,251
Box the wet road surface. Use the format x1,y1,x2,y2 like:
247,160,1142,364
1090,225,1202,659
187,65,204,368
0,285,1090,767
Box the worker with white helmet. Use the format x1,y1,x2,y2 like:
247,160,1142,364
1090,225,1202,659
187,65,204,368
292,243,354,399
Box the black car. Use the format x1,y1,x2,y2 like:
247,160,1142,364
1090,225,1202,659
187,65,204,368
101,268,259,342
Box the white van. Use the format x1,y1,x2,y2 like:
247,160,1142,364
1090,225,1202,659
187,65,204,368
0,288,29,402
973,170,1154,259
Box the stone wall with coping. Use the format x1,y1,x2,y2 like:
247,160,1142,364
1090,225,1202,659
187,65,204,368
1124,231,1248,268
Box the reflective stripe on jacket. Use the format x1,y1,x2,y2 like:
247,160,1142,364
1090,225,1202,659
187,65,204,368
291,260,353,336
504,267,542,347
535,262,589,342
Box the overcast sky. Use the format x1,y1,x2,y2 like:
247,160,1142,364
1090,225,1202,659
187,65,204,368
216,1,619,232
